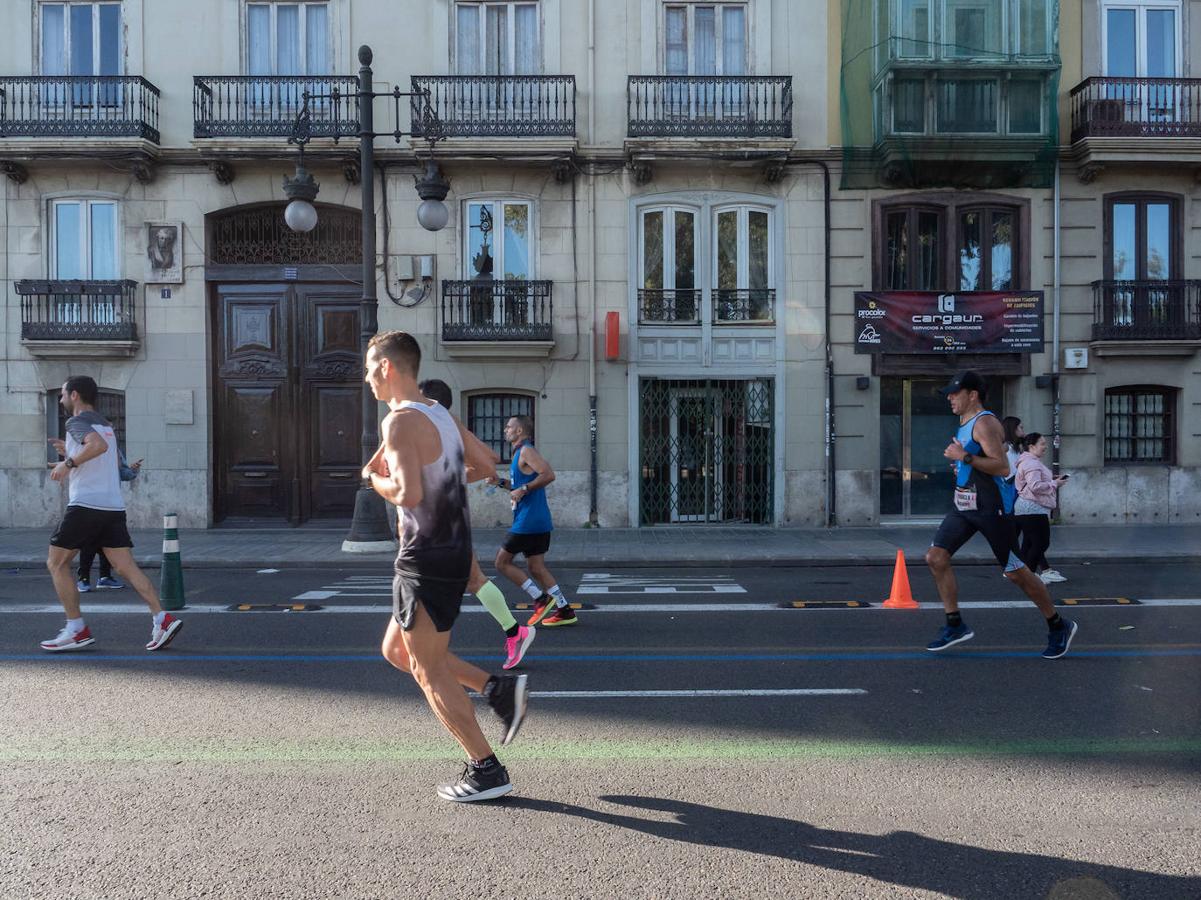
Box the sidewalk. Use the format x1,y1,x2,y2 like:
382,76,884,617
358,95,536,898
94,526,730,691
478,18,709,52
1,524,1198,569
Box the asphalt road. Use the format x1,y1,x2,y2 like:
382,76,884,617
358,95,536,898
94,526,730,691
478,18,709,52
2,562,1199,899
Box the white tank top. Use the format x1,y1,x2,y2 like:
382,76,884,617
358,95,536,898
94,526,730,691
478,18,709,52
392,400,472,580
64,410,124,511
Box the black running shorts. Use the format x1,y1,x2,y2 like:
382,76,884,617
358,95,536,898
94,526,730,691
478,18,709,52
50,506,133,551
392,572,466,632
502,530,552,558
932,510,1025,572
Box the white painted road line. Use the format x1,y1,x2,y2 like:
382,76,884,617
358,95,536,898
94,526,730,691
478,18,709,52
529,689,868,698
4,599,1201,615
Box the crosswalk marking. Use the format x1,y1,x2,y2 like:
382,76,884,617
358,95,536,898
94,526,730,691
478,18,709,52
577,573,746,595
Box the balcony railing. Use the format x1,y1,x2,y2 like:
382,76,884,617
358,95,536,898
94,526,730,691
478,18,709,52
639,289,701,324
1092,280,1201,341
17,280,138,341
1071,77,1201,141
193,75,358,138
441,279,553,341
627,76,792,138
0,76,159,142
411,76,575,137
715,288,775,323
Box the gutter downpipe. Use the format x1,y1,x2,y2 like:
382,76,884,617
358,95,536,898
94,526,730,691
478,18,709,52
1051,160,1062,476
817,160,834,528
587,0,599,525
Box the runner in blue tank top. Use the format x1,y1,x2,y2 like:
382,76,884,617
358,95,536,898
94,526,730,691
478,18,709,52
925,371,1078,659
490,415,578,627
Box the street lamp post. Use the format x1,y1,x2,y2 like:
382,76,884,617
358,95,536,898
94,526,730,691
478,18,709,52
284,44,448,552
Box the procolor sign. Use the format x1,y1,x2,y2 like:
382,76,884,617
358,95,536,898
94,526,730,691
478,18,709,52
853,291,1044,354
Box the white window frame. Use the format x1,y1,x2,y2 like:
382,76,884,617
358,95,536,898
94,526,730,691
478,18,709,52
660,2,750,75
706,203,773,319
454,1,542,75
639,205,699,291
38,1,123,76
243,1,332,76
1101,0,1182,77
49,198,121,279
463,198,536,280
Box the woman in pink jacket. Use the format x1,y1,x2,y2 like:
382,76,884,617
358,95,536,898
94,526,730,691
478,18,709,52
1014,433,1069,584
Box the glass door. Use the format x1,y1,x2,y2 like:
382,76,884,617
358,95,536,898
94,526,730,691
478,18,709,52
880,377,969,518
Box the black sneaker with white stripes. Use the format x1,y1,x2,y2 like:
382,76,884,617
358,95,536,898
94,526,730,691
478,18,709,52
483,673,528,746
436,760,513,803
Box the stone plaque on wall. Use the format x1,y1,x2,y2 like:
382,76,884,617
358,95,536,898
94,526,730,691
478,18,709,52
165,390,194,425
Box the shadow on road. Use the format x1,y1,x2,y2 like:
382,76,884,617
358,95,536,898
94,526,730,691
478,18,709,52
508,794,1199,899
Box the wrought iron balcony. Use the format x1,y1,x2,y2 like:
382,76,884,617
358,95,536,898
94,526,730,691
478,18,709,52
0,76,159,142
1070,77,1201,141
442,279,553,341
410,76,575,138
17,280,138,341
1092,280,1201,341
193,75,358,138
639,289,701,324
715,289,775,323
627,76,792,138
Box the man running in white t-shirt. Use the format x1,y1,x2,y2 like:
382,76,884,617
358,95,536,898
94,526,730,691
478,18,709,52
42,376,183,652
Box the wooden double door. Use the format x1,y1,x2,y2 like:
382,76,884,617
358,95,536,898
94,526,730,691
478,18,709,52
213,283,363,523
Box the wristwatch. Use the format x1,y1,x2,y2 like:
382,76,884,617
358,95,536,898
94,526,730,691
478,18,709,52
64,457,77,469
962,453,974,467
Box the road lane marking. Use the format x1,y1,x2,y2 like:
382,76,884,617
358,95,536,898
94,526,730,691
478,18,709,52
2,648,1200,662
7,598,1201,615
2,736,1199,763
530,689,867,697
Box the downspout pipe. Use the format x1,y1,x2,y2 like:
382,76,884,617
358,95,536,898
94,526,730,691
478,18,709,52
1051,160,1062,476
800,160,834,528
587,0,599,526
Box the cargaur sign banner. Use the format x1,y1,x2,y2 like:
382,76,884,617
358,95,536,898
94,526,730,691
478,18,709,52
852,291,1045,354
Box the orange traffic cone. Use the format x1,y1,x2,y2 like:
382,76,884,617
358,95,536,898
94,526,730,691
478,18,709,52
882,549,920,609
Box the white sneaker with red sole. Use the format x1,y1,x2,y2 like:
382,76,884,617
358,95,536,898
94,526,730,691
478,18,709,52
41,625,96,652
146,614,183,651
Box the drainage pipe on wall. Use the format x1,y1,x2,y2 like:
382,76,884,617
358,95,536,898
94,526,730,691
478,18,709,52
1051,160,1062,476
586,0,599,526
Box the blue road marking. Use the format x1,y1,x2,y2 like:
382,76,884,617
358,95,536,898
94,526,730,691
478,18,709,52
0,649,1199,663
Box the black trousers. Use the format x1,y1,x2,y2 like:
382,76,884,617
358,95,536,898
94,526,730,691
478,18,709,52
1015,514,1051,572
77,546,113,582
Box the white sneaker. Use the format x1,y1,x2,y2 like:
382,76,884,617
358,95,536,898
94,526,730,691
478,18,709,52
146,614,183,651
1041,570,1067,583
40,625,96,652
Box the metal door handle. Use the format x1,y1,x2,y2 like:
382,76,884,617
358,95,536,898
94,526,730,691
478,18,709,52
243,472,268,479
329,472,355,479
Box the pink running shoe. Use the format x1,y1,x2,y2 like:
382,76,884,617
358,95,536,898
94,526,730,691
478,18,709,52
502,625,536,670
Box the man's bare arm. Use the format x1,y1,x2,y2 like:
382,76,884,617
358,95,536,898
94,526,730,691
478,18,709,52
368,411,426,508
50,431,108,482
456,418,500,483
517,444,556,490
971,416,1011,478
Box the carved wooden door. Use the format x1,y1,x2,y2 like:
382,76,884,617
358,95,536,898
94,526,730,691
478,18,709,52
295,285,362,519
213,283,361,522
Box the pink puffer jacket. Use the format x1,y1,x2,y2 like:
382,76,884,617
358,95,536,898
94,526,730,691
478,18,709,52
1015,452,1058,510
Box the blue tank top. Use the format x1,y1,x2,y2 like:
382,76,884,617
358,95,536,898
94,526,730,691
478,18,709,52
955,410,1016,514
510,440,553,534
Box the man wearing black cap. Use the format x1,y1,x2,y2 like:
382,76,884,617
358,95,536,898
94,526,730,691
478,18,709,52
924,371,1078,659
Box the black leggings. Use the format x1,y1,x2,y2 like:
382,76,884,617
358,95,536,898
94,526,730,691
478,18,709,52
78,546,113,582
1015,514,1051,572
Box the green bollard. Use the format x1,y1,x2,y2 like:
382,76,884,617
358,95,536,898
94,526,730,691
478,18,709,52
159,513,186,610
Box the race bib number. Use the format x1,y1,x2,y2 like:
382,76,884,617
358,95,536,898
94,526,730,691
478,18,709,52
954,487,978,512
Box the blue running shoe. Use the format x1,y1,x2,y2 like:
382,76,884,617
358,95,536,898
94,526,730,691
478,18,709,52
1042,619,1078,659
926,623,975,652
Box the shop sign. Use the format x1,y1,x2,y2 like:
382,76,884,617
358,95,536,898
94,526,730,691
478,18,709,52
853,291,1044,354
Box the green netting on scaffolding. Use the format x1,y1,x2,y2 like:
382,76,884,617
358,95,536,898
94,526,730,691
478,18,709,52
840,0,1060,190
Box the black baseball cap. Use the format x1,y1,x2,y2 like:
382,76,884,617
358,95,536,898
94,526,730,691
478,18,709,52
939,371,988,398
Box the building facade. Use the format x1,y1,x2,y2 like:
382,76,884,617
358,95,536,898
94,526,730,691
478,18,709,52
0,0,1197,531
